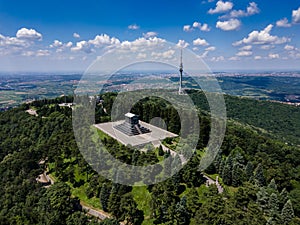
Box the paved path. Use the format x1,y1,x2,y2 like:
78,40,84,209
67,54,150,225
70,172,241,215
81,202,110,220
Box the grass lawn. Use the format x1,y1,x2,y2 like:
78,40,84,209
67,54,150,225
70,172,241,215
72,185,102,210
132,186,154,224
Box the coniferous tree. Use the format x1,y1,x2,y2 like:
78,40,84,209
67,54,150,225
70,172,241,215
158,145,164,156
174,196,190,225
100,183,110,212
281,200,295,224
245,161,254,181
257,187,269,211
254,163,266,187
268,179,278,192
232,162,244,187
268,193,279,217
279,188,289,209
222,155,233,185
218,158,225,175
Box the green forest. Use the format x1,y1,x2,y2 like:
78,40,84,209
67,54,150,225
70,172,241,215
0,90,300,225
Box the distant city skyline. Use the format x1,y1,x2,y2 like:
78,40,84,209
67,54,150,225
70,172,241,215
0,0,300,72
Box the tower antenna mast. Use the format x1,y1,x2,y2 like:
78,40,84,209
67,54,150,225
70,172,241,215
179,49,183,94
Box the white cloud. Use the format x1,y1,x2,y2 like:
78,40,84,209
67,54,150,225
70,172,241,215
16,28,42,40
128,24,140,30
233,24,290,45
22,49,50,57
292,7,300,23
137,53,147,59
205,46,216,51
73,33,80,38
36,50,50,57
208,1,233,14
223,2,259,18
284,44,295,51
210,56,225,61
276,18,291,27
50,40,73,53
239,45,252,51
89,34,120,47
260,45,274,50
51,40,63,48
216,19,241,31
151,49,175,59
193,22,211,31
183,25,193,32
66,42,73,48
119,37,166,52
0,35,28,48
229,56,240,61
254,55,262,60
236,50,252,56
71,41,93,53
269,53,279,59
143,32,158,38
193,38,209,46
176,40,189,48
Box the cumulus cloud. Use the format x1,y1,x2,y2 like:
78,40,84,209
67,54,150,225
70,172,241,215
193,38,209,46
51,40,63,48
119,37,166,52
184,22,211,32
292,7,300,23
71,41,93,53
193,22,211,31
183,25,193,32
216,19,241,31
269,53,279,59
73,33,80,38
143,32,158,38
71,34,120,53
16,28,42,40
205,46,216,51
0,35,28,48
22,49,50,57
210,56,225,61
176,40,189,48
239,45,252,51
254,55,262,60
236,50,252,56
208,1,233,14
276,18,291,27
50,40,73,53
128,24,140,30
137,53,147,59
229,56,240,61
221,2,259,19
151,49,175,59
233,24,290,46
89,34,120,47
284,44,295,51
36,49,50,57
260,45,274,50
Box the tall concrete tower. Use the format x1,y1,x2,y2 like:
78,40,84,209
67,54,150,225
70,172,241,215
179,49,183,95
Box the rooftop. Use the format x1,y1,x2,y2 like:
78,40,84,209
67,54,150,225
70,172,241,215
125,112,136,118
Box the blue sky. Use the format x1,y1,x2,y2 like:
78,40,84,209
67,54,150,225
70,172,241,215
0,0,300,72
